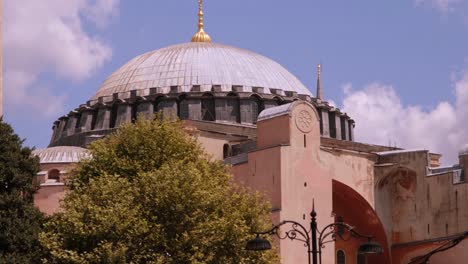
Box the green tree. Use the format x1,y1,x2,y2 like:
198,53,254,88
41,118,277,263
0,118,44,263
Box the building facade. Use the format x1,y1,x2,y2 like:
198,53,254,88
32,2,468,263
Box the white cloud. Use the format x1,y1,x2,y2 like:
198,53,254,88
4,0,119,117
340,74,468,165
4,70,67,118
414,0,461,12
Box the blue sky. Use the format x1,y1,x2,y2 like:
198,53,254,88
4,0,468,164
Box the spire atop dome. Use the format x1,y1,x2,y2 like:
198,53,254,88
191,0,212,43
316,64,323,100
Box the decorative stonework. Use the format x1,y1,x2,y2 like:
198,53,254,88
295,109,313,133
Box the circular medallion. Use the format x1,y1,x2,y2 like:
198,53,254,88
295,110,313,133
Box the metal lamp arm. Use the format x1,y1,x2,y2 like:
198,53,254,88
318,222,374,247
254,220,311,246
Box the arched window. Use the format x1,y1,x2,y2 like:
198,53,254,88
336,250,346,264
201,93,216,121
47,169,60,182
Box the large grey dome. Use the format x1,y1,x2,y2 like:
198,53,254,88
92,42,311,100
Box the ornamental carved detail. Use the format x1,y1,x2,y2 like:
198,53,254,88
295,110,313,133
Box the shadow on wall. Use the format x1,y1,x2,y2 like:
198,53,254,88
333,180,391,264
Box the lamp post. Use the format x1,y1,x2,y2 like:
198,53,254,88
245,201,384,264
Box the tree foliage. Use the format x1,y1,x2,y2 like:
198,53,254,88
41,118,277,263
0,118,44,263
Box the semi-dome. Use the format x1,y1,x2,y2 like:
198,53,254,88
92,42,311,100
33,146,90,163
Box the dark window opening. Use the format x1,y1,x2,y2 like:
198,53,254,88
251,96,264,124
48,169,60,181
201,94,216,121
340,117,346,140
304,134,307,148
110,104,119,128
178,99,189,120
153,98,162,113
223,144,231,159
177,94,189,120
318,110,323,135
75,114,82,129
131,104,138,123
227,94,240,123
62,120,68,132
329,114,336,138
274,97,283,106
91,111,98,130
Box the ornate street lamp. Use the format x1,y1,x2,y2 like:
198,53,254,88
245,201,383,264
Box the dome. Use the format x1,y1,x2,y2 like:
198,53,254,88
92,42,311,100
32,146,90,163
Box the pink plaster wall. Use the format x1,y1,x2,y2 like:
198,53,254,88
233,101,335,264
34,185,65,215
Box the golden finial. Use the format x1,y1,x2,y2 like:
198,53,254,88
316,64,323,100
191,0,212,43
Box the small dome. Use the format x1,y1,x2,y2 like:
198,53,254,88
32,146,90,163
92,42,311,100
459,144,468,156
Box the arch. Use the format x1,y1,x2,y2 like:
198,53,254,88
201,93,216,121
333,180,391,264
273,96,284,105
47,169,60,182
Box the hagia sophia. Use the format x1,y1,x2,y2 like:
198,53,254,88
23,1,468,263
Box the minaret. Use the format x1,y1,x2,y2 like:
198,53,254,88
316,64,323,101
191,0,212,43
